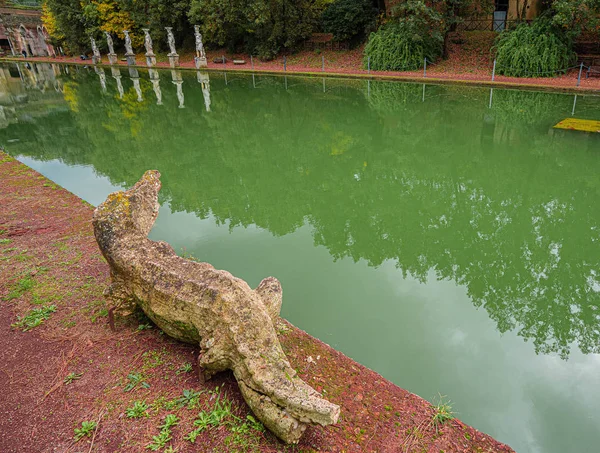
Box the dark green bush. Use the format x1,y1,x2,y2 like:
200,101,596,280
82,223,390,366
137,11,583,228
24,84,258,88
321,0,377,45
363,1,443,71
363,1,442,71
494,20,576,77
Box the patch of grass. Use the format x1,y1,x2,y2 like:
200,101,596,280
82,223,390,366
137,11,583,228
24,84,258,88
225,415,265,451
3,276,35,301
64,372,83,385
84,299,109,323
126,400,150,418
180,248,200,262
11,305,56,331
74,420,97,441
146,414,179,451
124,372,150,392
52,241,69,252
142,350,165,370
175,362,193,374
432,394,454,432
0,238,11,244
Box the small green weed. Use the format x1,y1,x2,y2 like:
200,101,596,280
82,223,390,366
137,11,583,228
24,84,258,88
126,400,150,418
124,372,150,392
74,420,97,441
432,394,454,432
146,414,179,451
176,362,193,374
0,238,11,244
185,388,233,442
12,305,56,331
176,389,202,409
64,372,83,385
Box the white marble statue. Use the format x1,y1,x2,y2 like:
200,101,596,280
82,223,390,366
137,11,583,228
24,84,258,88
143,29,154,56
123,30,134,55
105,32,115,55
90,37,100,58
194,25,206,60
165,27,177,56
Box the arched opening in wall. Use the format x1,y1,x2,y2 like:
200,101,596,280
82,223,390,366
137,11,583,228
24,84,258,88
37,26,49,56
18,25,29,56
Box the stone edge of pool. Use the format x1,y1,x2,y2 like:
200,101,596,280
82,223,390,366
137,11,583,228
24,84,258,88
4,56,600,96
0,150,515,452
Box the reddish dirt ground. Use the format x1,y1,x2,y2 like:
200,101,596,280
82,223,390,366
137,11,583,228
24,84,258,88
7,31,600,93
0,152,515,452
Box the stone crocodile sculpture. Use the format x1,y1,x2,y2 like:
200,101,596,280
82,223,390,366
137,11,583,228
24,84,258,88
92,170,340,443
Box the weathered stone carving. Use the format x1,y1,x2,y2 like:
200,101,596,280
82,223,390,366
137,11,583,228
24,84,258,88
92,171,340,444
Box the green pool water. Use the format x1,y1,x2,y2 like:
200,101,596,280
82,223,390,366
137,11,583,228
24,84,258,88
1,62,599,453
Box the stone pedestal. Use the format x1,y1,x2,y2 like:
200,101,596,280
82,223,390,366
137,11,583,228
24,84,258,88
107,53,118,65
195,56,208,69
92,55,101,65
146,54,156,67
125,53,136,66
169,54,180,68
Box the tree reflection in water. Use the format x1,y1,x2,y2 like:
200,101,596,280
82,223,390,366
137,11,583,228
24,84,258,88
2,63,599,360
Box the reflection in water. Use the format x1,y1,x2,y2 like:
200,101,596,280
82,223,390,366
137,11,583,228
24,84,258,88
1,63,597,361
149,69,162,105
1,62,599,453
171,70,184,108
111,66,124,99
129,67,143,102
95,67,107,93
197,71,210,112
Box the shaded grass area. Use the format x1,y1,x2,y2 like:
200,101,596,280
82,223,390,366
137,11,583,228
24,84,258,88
0,150,515,452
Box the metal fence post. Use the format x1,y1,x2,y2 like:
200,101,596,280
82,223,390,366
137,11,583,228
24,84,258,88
577,62,584,87
423,58,427,78
284,56,287,72
251,55,254,71
368,56,371,74
322,55,325,72
492,59,496,81
222,55,225,67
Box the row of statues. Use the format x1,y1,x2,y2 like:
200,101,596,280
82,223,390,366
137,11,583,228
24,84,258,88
89,27,207,69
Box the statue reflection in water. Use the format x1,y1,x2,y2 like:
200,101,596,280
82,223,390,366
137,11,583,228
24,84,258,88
111,67,124,99
94,67,107,93
171,70,184,108
148,69,162,105
129,67,143,102
197,71,211,112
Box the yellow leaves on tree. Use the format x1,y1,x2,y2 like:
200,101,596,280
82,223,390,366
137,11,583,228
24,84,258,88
42,3,64,41
92,1,143,48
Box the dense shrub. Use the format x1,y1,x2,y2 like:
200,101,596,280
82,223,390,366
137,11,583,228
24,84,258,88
188,0,319,60
363,1,443,71
494,20,576,77
321,0,377,45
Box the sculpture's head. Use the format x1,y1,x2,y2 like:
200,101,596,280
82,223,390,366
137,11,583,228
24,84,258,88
92,170,162,250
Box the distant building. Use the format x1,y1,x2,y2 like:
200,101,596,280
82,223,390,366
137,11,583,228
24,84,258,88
0,6,55,57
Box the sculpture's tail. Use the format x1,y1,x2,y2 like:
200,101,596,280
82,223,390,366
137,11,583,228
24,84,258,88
237,370,340,444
